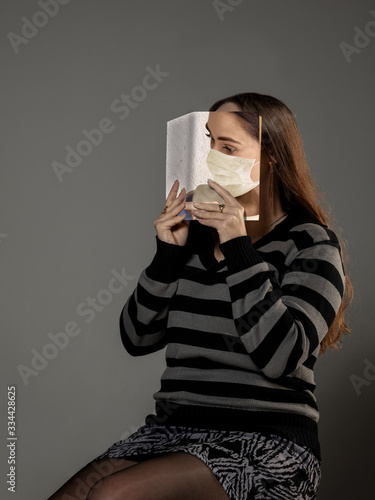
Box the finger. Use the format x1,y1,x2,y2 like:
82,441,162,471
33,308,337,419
191,208,225,220
160,187,185,216
206,179,237,204
159,197,186,221
160,213,186,228
165,179,180,207
162,188,186,214
192,212,220,230
192,201,233,213
162,198,186,218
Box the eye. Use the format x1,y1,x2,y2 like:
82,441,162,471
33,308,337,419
206,133,234,153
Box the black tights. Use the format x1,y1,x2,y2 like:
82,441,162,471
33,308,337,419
46,454,230,500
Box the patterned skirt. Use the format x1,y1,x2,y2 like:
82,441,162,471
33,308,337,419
95,423,321,500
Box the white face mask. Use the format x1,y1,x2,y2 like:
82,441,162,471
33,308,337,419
206,148,260,197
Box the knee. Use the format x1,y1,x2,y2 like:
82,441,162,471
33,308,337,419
86,477,114,500
86,475,138,500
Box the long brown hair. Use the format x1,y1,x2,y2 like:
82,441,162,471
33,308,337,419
209,92,353,353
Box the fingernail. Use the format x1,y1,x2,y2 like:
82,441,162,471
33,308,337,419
193,202,200,206
207,178,213,183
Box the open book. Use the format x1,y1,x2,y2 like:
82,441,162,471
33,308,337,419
166,111,262,221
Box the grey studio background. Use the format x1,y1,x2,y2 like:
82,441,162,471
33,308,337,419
1,0,374,498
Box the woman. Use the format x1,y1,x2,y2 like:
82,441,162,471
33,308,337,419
48,93,352,500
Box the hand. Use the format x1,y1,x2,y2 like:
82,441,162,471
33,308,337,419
153,180,189,246
191,179,247,244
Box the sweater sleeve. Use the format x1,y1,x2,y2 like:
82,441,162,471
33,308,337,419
120,236,189,356
219,224,346,379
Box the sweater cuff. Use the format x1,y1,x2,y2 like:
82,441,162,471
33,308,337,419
146,236,189,282
219,235,264,274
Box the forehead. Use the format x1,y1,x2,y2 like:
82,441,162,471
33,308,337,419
207,111,242,129
207,112,250,139
215,102,241,112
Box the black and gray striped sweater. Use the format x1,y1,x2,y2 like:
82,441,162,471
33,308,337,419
120,214,346,461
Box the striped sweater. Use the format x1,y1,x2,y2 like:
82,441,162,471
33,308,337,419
120,214,346,461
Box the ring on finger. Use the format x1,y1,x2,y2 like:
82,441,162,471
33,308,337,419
218,204,225,213
161,204,169,215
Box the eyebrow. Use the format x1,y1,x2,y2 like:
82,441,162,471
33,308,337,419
205,123,242,144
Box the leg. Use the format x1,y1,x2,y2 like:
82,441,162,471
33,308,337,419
86,452,230,500
46,458,138,500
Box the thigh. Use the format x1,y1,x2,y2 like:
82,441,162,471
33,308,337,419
86,452,230,500
47,458,138,500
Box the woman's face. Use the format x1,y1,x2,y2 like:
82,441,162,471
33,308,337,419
206,104,260,183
